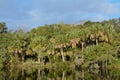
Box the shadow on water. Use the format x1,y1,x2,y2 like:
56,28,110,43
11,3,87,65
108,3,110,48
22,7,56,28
0,66,120,80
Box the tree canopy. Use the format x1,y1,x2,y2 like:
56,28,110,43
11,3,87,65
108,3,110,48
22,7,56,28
0,18,120,69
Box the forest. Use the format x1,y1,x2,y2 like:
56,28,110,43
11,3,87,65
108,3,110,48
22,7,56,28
0,18,120,70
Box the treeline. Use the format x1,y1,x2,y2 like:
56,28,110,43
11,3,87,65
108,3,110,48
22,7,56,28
0,18,120,68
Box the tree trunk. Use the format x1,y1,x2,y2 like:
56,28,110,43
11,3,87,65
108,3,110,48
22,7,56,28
96,39,98,46
53,56,56,63
62,71,65,80
10,55,12,64
60,48,65,62
105,59,107,68
22,55,24,63
21,67,25,80
37,69,41,80
38,53,41,63
82,69,85,80
81,42,84,64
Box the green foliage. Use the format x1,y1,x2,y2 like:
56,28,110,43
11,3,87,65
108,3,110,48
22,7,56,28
0,18,120,69
0,22,7,33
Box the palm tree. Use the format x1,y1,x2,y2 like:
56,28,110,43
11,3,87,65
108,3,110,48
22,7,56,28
87,23,102,46
0,22,7,33
104,24,115,44
29,36,47,63
54,34,68,62
104,24,115,65
78,29,87,64
7,30,26,63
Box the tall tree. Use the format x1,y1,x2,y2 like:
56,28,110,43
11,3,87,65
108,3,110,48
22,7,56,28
0,22,7,33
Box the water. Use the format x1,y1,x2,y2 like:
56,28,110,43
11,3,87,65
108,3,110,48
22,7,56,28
0,67,120,80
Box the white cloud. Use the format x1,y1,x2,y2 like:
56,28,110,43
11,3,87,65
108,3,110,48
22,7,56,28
28,9,41,21
92,14,106,21
98,2,120,15
1,0,120,30
35,0,120,15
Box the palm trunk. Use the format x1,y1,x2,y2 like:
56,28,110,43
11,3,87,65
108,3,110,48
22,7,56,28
81,42,84,64
37,69,41,80
21,67,25,80
53,56,56,63
105,59,107,68
82,69,85,80
38,53,41,63
96,39,98,46
21,51,25,63
10,55,12,64
62,71,65,80
60,48,65,62
22,55,24,63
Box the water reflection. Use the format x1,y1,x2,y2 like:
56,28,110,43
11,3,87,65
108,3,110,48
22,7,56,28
0,67,120,80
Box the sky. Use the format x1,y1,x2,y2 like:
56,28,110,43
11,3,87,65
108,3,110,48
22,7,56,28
0,0,120,31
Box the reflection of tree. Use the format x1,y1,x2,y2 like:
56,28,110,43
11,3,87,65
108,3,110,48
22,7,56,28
62,71,65,80
1,67,120,80
81,69,85,80
75,68,85,80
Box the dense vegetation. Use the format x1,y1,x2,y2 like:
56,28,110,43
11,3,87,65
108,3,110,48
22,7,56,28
0,18,120,69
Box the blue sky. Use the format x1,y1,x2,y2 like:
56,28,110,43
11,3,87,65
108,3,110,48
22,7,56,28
0,0,120,31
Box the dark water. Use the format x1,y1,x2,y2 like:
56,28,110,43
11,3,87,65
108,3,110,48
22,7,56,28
0,67,120,80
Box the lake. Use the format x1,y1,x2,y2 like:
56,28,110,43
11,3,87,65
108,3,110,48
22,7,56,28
0,66,120,80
